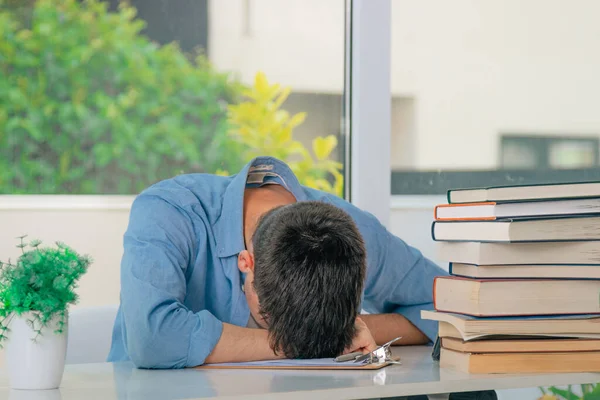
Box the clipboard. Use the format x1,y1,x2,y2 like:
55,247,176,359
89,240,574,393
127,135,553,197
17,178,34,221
197,337,402,370
197,358,399,370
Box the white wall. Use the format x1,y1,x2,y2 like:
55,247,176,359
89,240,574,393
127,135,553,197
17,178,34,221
209,0,600,170
392,0,600,169
208,0,345,93
391,98,417,169
389,195,443,265
0,197,132,309
0,197,446,310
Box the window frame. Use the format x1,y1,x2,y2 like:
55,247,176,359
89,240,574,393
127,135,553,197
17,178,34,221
346,0,392,227
391,167,600,195
500,135,600,169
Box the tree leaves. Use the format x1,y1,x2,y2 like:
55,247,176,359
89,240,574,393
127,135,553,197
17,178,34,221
1,2,345,196
548,387,579,400
313,136,337,161
227,72,344,197
0,0,245,194
542,385,600,400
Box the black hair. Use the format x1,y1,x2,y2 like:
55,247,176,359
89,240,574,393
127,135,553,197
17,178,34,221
252,201,367,359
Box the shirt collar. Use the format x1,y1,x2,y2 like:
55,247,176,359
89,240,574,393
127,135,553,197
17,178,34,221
214,156,308,258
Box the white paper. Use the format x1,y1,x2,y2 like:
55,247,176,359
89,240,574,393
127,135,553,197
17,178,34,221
205,357,368,367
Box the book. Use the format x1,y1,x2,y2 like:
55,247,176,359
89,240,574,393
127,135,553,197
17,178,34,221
441,337,600,353
437,320,600,341
433,277,600,316
436,241,600,265
447,181,600,204
431,215,600,242
449,262,600,279
440,347,600,373
422,310,600,340
434,198,600,221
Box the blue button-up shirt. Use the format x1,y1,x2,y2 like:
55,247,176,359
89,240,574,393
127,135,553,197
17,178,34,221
107,157,447,368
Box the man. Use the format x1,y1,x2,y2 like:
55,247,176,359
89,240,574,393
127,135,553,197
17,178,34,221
107,156,447,368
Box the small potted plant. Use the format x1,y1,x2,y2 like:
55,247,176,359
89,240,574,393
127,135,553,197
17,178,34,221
0,236,91,390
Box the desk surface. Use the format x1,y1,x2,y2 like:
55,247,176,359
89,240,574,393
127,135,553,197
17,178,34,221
2,346,600,400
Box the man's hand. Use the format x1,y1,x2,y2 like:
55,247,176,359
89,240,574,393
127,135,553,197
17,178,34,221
344,317,377,355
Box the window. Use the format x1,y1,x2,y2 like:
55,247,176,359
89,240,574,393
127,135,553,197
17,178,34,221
501,135,599,169
390,1,600,195
0,0,346,197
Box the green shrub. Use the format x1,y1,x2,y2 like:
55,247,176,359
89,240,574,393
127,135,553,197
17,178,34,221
0,0,245,194
227,72,344,197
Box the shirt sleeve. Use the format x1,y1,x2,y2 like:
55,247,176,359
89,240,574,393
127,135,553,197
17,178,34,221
119,194,223,368
357,211,448,342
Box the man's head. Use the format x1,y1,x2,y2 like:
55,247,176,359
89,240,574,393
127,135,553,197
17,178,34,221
237,201,367,359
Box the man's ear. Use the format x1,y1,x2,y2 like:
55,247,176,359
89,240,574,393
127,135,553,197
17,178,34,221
237,250,255,274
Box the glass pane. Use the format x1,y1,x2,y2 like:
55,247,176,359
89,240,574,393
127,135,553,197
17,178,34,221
390,1,600,194
0,0,345,196
500,142,539,169
549,140,597,169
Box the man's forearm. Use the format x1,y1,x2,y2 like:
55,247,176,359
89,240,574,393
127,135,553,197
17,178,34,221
360,314,429,346
204,323,283,364
204,315,428,364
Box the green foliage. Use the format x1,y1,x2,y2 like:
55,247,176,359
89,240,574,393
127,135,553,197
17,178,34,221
227,72,344,197
0,1,343,196
540,385,600,400
0,0,245,194
0,236,91,343
548,386,582,400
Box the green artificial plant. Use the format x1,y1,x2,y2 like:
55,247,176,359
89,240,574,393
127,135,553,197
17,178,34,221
0,236,91,344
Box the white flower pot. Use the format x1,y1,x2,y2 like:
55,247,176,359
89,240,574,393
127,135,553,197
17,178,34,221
5,312,68,390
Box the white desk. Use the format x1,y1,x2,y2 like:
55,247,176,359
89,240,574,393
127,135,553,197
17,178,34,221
1,346,599,400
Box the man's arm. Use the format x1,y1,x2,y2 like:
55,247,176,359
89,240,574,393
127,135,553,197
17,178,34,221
360,314,429,346
121,195,281,368
205,323,283,363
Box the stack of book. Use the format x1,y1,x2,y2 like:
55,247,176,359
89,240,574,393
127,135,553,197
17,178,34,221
421,181,600,374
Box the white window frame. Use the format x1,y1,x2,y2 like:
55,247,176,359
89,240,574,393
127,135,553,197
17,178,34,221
345,0,392,228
